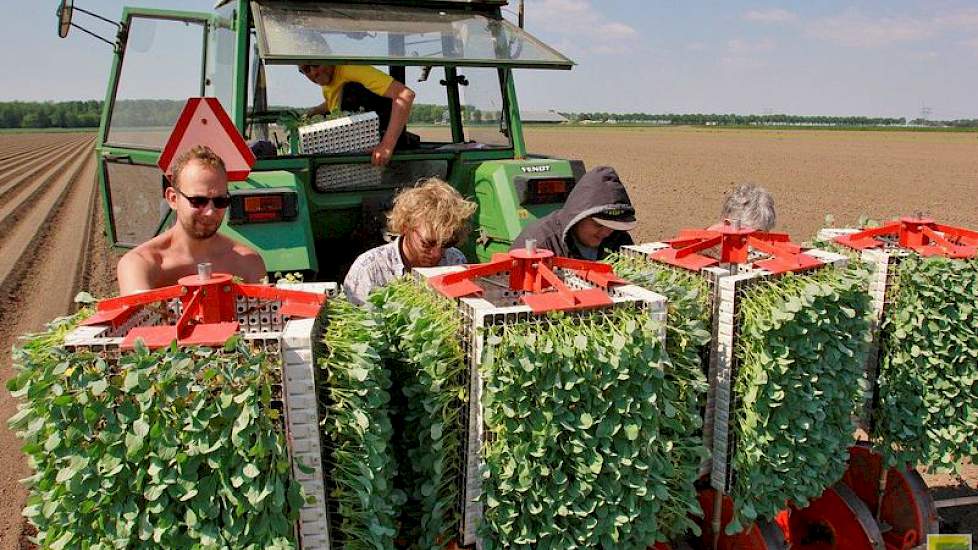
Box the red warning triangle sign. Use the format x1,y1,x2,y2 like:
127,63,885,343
158,98,255,181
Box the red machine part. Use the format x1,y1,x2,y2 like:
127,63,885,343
834,216,978,258
785,484,884,550
696,489,788,550
427,243,627,313
839,442,938,550
651,223,824,275
81,270,325,349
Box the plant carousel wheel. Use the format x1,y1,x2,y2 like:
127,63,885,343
840,442,938,550
697,489,787,550
786,483,884,549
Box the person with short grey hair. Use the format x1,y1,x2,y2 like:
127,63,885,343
717,183,776,231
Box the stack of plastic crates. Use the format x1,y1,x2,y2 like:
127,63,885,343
411,264,668,546
619,240,855,544
63,282,336,550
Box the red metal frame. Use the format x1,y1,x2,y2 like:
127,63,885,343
834,216,978,258
651,224,824,274
81,273,325,349
427,247,627,313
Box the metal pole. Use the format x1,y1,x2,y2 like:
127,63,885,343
875,468,889,520
934,495,978,509
712,491,723,550
198,262,213,281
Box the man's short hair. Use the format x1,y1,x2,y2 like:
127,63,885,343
169,145,227,189
388,178,477,244
720,183,776,231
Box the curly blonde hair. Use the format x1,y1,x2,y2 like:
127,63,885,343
388,178,477,244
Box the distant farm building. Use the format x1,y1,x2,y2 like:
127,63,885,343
520,110,569,124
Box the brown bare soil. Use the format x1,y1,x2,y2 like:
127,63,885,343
0,128,976,547
522,126,978,244
0,132,123,550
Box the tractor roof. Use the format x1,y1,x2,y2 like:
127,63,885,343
251,0,573,70
215,0,507,9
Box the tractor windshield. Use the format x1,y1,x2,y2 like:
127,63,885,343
254,61,511,149
252,1,573,69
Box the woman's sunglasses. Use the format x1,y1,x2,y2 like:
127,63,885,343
175,188,231,209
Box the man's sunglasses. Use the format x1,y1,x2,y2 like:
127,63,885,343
175,188,231,209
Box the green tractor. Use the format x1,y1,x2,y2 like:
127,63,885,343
60,0,580,281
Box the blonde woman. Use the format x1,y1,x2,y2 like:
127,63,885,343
343,178,476,305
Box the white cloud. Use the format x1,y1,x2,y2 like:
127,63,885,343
686,42,708,52
597,22,638,39
933,9,978,30
743,9,798,24
719,56,768,71
799,7,978,51
728,38,776,54
907,51,939,61
806,10,933,48
528,0,639,55
961,37,978,56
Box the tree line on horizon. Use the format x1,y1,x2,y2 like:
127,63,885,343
3,99,977,129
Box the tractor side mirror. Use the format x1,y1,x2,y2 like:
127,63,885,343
57,0,74,38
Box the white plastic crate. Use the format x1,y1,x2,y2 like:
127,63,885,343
411,265,668,547
299,112,379,155
314,163,383,192
816,227,912,429
619,242,850,492
63,282,333,550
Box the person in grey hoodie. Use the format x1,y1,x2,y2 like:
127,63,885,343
511,166,636,260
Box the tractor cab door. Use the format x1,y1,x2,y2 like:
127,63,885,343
98,8,218,247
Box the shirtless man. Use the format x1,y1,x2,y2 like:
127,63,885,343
117,145,266,294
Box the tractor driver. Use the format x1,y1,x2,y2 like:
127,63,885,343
116,146,266,295
511,166,637,260
343,178,476,305
300,63,416,167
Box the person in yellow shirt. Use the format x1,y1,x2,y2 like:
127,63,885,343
300,64,416,166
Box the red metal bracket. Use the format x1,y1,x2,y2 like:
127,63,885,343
427,243,626,313
834,216,978,258
82,269,326,350
651,222,824,274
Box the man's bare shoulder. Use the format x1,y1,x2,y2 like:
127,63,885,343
127,232,171,260
117,234,170,294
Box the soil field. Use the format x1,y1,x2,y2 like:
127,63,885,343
0,132,120,550
519,125,978,243
0,128,976,548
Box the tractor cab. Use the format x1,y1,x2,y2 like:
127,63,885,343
75,0,581,281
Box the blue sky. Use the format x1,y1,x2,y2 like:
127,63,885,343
4,1,978,119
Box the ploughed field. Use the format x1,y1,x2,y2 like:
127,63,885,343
0,131,119,550
521,125,978,243
0,128,976,548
